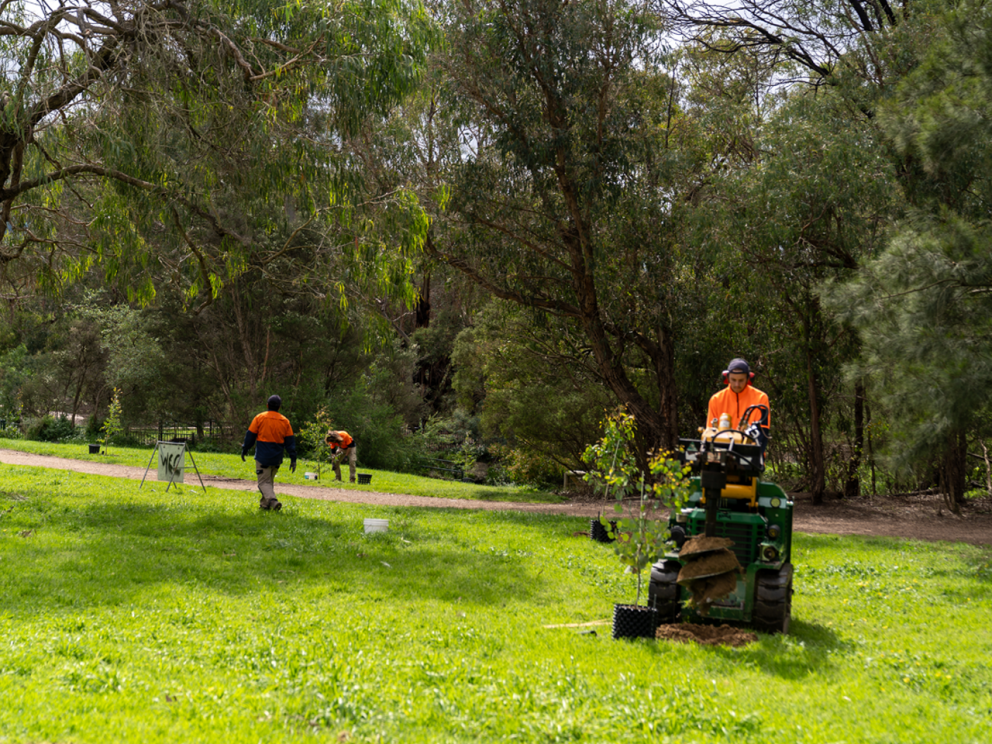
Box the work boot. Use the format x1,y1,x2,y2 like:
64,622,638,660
350,477,356,483
272,501,282,511
259,497,270,510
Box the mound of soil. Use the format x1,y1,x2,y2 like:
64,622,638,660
656,623,757,647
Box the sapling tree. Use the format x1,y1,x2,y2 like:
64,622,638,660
101,389,124,456
584,409,691,606
297,407,336,480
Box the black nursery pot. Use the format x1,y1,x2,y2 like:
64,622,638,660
589,519,617,543
612,603,658,640
88,444,101,455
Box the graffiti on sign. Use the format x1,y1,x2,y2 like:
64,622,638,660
158,442,185,483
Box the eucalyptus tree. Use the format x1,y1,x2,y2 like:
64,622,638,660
452,299,615,471
432,0,689,454
0,0,434,314
661,0,933,96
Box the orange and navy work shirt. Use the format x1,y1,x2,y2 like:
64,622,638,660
706,384,771,431
326,430,354,451
243,410,297,467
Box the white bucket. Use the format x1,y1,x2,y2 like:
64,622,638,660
304,472,317,480
363,518,389,534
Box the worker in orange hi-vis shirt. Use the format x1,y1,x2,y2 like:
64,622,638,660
707,358,770,450
242,395,297,511
325,429,358,483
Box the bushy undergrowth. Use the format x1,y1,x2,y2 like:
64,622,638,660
23,414,77,442
0,464,988,743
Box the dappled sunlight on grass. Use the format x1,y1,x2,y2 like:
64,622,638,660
0,465,989,742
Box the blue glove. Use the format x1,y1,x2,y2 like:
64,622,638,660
241,451,246,462
290,461,297,473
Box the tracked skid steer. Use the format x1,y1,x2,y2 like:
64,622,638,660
649,405,794,634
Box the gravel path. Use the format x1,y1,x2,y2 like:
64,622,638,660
1,448,990,545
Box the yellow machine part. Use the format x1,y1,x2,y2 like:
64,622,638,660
696,426,761,507
700,427,751,446
699,479,758,507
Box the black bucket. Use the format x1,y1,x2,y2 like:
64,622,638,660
88,444,101,455
357,473,372,485
612,604,658,640
590,519,617,543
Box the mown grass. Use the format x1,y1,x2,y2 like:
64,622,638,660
0,438,562,503
0,464,989,743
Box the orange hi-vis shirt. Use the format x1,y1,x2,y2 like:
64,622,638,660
328,430,354,450
244,410,296,467
706,384,770,430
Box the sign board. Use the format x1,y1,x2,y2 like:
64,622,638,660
158,442,186,484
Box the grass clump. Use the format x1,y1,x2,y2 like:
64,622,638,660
0,465,989,742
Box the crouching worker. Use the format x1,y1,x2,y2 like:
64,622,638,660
242,395,297,510
325,430,357,483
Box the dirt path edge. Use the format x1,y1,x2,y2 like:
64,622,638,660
1,448,990,545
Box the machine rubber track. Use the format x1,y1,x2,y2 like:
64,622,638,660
752,563,793,634
648,560,682,625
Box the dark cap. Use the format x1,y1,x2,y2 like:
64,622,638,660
267,395,282,411
726,358,750,376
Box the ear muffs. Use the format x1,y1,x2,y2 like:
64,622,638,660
722,370,755,383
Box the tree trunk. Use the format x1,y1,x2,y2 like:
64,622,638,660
844,379,865,499
416,272,431,329
575,252,677,455
866,398,876,498
656,324,680,450
940,428,967,515
806,337,826,506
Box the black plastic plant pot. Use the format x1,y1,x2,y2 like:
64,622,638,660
88,444,100,455
590,519,617,543
357,473,372,485
612,604,658,640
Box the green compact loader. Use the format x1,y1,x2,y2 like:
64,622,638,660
648,405,794,633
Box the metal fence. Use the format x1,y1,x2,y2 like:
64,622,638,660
127,421,223,447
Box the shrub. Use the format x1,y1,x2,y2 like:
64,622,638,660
484,443,562,488
24,414,77,442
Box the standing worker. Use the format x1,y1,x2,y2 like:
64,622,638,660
242,395,297,510
325,430,357,483
707,358,770,447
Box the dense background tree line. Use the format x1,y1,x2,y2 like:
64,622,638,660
0,0,990,510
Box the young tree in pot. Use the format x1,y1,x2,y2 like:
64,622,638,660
584,410,691,639
298,407,336,480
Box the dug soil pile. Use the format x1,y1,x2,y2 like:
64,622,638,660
656,623,757,647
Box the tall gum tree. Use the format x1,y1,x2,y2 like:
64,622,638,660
433,0,684,454
0,0,434,313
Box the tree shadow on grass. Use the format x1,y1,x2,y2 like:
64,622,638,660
1,499,546,616
645,619,846,680
721,620,847,681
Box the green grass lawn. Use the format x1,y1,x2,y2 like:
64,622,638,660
0,438,562,503
0,464,989,743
